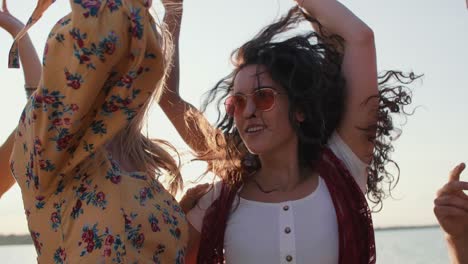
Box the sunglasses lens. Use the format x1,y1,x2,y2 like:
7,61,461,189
253,89,275,111
225,89,276,116
225,96,245,116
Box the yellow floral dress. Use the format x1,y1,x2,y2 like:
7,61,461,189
8,0,188,263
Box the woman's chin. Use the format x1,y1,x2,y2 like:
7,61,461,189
245,143,270,156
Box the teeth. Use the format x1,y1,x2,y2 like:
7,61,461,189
246,126,264,133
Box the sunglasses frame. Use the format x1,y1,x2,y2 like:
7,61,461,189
224,87,285,117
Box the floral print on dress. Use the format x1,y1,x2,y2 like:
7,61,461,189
106,0,123,12
148,213,161,232
30,230,43,256
123,210,146,251
79,224,104,256
64,69,84,90
8,0,188,262
50,201,64,231
129,8,144,39
161,208,182,240
53,247,67,264
152,244,166,264
135,187,154,206
176,248,186,264
73,181,108,210
74,0,102,18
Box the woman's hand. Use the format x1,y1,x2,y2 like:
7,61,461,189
435,163,468,238
179,183,211,214
0,0,24,36
434,163,468,263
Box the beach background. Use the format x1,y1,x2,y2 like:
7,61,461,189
0,226,451,263
0,0,467,262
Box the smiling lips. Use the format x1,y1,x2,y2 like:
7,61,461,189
245,124,267,134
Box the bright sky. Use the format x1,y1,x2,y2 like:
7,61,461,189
0,0,467,234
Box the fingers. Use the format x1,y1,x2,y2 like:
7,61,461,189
2,0,8,13
449,163,466,182
179,183,211,214
434,204,468,217
185,183,210,196
437,181,468,197
435,195,468,212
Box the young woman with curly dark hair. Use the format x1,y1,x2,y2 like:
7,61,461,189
161,0,418,263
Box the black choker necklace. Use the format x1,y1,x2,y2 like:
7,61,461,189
253,178,281,194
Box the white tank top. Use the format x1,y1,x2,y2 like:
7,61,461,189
187,132,368,264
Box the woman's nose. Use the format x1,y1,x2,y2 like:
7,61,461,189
242,98,257,118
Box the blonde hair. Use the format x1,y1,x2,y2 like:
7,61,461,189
110,11,182,195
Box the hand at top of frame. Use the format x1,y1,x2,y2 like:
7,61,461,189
0,0,24,36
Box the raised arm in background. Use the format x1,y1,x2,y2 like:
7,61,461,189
0,0,41,198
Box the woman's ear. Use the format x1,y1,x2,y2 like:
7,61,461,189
295,110,305,123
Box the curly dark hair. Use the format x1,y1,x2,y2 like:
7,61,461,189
191,6,420,210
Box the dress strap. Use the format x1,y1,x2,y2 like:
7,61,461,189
8,0,55,68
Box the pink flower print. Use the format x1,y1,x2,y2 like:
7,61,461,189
149,214,161,232
44,43,49,56
35,196,46,209
76,199,82,209
105,235,114,246
31,231,43,255
39,160,47,170
122,98,131,106
83,0,100,10
124,215,132,226
77,185,87,194
63,118,71,126
134,233,145,249
121,75,133,86
82,230,94,244
34,138,44,155
57,135,73,150
86,240,95,253
80,54,90,62
43,96,56,104
38,159,56,172
71,199,83,219
105,102,119,113
136,66,144,74
70,104,79,112
65,70,84,90
51,212,60,224
53,247,67,263
69,79,81,89
96,192,105,203
151,222,160,232
53,118,63,126
104,41,116,55
174,227,181,238
78,0,102,18
110,175,121,184
34,94,43,103
140,189,148,200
